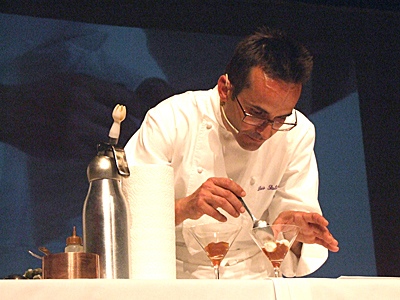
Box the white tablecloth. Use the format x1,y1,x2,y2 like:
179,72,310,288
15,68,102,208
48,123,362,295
1,279,275,300
2,277,399,300
270,277,400,300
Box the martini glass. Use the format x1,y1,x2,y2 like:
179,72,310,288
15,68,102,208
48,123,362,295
188,222,241,279
250,224,299,277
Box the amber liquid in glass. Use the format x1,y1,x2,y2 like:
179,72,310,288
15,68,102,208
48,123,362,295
205,242,229,266
262,241,290,268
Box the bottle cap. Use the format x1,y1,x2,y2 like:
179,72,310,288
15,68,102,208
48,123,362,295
66,226,82,246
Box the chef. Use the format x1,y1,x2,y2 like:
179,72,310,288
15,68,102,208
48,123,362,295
124,27,339,279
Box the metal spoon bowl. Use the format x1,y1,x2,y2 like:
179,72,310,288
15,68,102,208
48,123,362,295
236,196,274,238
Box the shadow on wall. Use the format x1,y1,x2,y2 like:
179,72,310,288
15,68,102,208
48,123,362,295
0,73,175,248
0,73,176,161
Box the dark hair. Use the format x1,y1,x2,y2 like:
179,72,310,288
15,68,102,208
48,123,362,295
225,27,313,97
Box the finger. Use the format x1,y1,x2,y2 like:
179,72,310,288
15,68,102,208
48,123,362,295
305,224,339,250
302,212,329,227
204,206,228,222
320,230,339,249
213,194,243,218
314,237,340,252
313,224,338,245
196,198,228,222
210,177,246,198
300,222,331,243
206,178,246,215
202,190,241,218
194,185,239,220
298,230,339,252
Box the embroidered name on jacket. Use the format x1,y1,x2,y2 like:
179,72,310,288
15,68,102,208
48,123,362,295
258,185,278,191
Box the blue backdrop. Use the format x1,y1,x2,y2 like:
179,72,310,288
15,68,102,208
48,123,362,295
0,13,376,278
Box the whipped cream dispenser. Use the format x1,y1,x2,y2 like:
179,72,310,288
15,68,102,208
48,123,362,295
83,104,130,279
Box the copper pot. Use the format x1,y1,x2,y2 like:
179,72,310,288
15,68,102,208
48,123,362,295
42,252,100,279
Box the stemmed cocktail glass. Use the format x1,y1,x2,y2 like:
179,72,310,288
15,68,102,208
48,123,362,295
188,222,241,279
250,224,299,277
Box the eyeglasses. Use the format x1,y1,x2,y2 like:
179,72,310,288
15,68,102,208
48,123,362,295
235,96,297,131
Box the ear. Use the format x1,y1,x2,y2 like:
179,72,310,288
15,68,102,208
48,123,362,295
217,74,230,104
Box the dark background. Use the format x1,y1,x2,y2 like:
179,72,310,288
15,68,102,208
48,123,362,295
1,0,399,276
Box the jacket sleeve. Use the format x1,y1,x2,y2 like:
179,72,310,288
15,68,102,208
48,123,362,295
124,98,182,166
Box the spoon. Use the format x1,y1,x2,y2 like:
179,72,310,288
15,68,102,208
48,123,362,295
109,104,127,145
236,196,274,237
28,250,43,260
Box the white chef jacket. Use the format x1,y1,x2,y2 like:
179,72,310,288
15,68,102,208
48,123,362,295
124,86,328,279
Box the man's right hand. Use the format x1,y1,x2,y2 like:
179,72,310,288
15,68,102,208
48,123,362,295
174,177,246,225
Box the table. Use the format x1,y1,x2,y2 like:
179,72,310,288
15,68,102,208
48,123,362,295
1,277,399,300
272,277,400,299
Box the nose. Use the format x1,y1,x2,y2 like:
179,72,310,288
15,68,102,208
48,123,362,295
255,122,275,140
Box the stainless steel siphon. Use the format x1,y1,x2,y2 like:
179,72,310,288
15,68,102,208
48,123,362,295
83,142,130,279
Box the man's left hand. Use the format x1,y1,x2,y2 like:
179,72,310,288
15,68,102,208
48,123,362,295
274,211,339,255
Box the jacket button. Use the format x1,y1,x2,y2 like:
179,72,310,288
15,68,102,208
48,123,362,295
206,122,212,129
250,177,256,185
197,167,204,174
